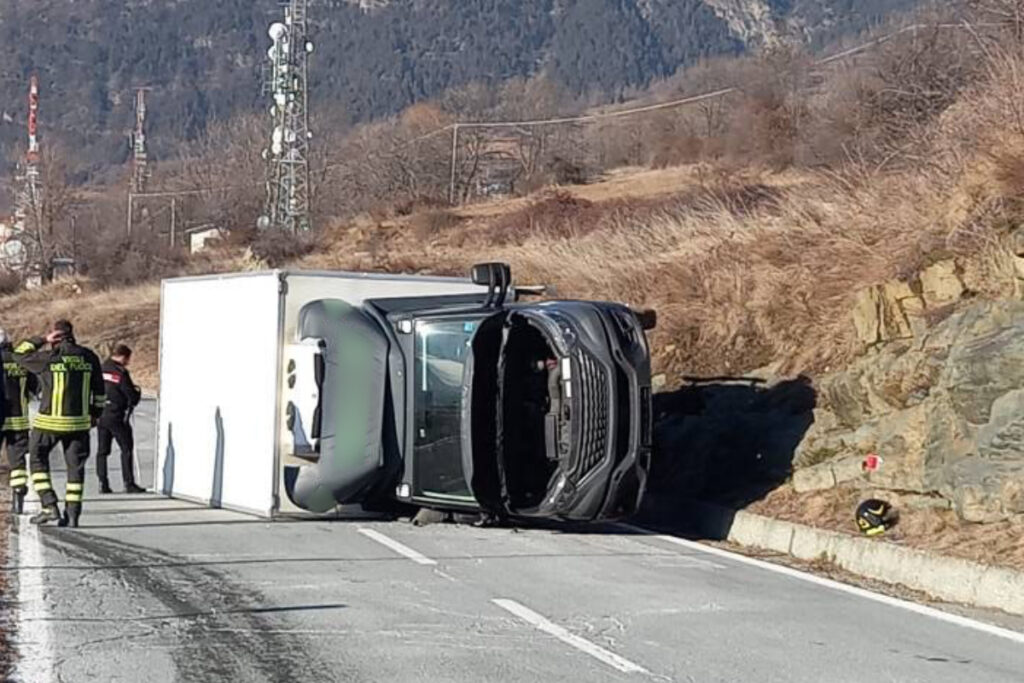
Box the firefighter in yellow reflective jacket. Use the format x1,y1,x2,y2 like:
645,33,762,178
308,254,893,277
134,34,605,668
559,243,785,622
14,320,105,527
1,328,39,514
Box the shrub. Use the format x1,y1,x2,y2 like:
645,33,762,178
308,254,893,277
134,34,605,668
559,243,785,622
410,209,464,241
0,271,22,296
248,231,320,268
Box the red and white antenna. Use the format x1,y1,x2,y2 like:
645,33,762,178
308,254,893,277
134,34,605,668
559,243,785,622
6,73,43,279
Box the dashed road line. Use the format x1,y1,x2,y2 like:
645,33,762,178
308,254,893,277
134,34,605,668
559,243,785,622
13,511,56,683
357,527,437,566
492,598,650,675
620,524,1024,646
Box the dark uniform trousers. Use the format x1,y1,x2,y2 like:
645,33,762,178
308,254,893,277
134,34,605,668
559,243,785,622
30,430,90,513
96,417,136,487
3,430,30,493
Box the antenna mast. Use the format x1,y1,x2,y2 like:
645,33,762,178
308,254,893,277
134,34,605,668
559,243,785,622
261,0,314,234
131,87,151,194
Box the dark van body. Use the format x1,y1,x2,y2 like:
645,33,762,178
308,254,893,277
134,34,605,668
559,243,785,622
282,265,653,523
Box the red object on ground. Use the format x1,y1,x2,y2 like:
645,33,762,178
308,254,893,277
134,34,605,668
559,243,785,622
863,454,883,472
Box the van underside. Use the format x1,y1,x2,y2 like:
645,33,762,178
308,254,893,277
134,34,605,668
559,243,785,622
498,315,567,512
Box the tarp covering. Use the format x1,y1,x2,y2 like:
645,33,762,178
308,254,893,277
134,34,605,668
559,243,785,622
284,299,389,512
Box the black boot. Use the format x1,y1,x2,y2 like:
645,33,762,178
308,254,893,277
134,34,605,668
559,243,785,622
61,503,81,529
99,480,113,494
125,483,146,494
29,505,61,525
11,489,25,515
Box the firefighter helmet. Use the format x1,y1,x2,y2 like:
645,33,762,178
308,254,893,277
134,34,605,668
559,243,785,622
856,499,894,536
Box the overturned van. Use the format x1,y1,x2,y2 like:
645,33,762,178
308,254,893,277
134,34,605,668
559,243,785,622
157,265,653,522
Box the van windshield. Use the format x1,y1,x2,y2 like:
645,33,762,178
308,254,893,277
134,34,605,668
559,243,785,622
412,318,482,501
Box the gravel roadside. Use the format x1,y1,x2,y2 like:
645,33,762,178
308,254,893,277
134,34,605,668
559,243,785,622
0,485,15,679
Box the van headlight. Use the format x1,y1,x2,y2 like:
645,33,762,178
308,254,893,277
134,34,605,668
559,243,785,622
545,313,578,354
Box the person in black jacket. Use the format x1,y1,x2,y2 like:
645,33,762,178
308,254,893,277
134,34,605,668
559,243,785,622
14,319,105,527
97,344,145,494
1,328,39,514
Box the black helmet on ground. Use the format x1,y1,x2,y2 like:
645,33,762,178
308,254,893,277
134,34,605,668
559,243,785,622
856,499,896,536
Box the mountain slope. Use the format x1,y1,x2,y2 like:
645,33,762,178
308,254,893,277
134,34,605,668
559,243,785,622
0,0,916,176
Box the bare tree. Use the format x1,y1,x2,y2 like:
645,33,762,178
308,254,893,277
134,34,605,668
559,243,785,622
18,143,83,281
966,0,1024,40
174,113,267,233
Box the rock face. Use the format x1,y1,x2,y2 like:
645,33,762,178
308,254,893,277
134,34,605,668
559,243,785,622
850,259,970,347
797,300,1024,522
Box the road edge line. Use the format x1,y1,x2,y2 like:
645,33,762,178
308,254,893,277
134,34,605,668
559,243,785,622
12,513,56,683
620,523,1024,646
492,598,650,675
357,527,437,566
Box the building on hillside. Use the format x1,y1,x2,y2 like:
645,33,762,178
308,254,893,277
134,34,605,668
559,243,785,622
51,258,76,281
187,226,227,254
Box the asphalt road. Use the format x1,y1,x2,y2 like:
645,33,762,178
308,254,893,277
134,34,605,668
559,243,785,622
6,400,1024,682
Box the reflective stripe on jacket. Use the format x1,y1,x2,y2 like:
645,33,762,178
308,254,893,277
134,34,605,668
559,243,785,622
13,338,104,433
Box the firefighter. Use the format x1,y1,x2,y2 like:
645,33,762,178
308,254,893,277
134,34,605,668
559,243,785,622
14,320,105,527
1,328,38,514
96,344,145,494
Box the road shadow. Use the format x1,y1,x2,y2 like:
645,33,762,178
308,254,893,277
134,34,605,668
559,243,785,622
161,423,175,496
634,375,817,539
210,407,225,509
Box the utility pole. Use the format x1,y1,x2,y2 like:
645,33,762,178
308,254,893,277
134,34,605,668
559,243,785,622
448,124,460,206
260,0,314,234
170,197,177,247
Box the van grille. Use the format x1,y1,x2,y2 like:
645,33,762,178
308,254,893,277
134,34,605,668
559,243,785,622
576,350,609,476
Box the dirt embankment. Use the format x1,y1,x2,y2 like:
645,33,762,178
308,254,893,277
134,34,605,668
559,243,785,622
0,282,161,391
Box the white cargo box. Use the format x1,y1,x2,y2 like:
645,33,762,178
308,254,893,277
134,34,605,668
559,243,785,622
155,269,486,516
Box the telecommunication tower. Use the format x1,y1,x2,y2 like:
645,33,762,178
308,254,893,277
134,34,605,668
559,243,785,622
260,0,314,233
131,87,151,194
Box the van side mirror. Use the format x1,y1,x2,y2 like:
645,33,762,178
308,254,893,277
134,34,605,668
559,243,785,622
635,309,657,331
471,262,511,287
471,262,512,308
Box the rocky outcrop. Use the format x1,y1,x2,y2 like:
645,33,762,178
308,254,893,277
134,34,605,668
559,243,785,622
698,0,784,47
850,259,969,347
797,300,1024,522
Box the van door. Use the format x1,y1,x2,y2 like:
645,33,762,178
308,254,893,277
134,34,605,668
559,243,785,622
410,317,481,506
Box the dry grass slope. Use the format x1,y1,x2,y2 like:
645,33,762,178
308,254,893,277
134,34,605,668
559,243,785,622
305,118,1022,387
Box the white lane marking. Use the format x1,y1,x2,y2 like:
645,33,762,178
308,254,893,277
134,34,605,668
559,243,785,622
14,512,56,683
493,598,650,675
358,528,437,566
619,524,1024,646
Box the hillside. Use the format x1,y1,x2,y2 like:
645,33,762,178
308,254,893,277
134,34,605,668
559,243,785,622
0,0,917,178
